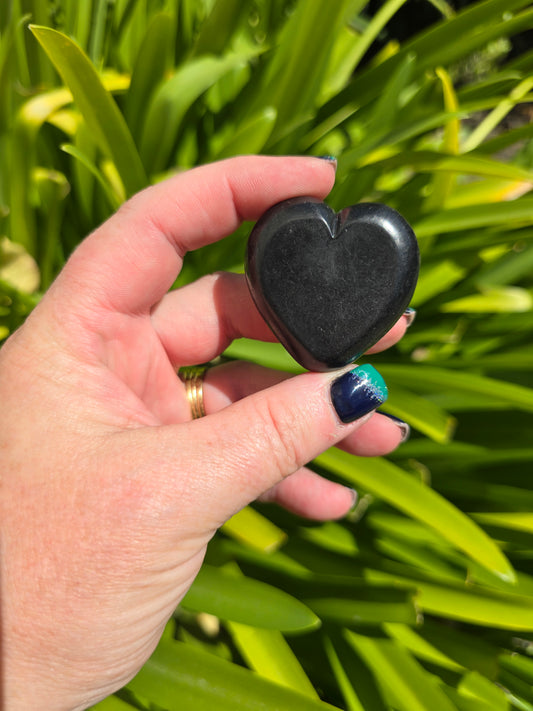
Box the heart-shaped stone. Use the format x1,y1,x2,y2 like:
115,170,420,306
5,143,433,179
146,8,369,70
245,197,420,371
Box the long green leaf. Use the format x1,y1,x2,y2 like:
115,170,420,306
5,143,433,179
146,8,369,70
140,53,253,175
322,0,533,119
414,198,533,238
345,631,457,711
181,564,320,631
228,622,319,699
367,569,533,630
124,12,173,142
324,633,388,711
255,0,354,144
364,150,533,183
29,25,146,197
305,589,418,626
380,365,533,413
315,448,515,581
383,384,455,443
128,640,341,711
191,0,245,56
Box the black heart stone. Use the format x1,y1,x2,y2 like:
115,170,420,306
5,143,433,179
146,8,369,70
245,197,420,371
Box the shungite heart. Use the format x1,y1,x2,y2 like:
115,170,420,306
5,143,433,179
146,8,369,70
245,197,420,371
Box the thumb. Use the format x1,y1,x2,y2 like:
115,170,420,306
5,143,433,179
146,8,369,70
146,364,388,527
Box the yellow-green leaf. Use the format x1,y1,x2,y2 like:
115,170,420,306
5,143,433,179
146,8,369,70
221,506,287,552
228,622,319,698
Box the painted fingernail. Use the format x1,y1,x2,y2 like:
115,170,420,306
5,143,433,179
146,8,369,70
316,155,337,168
331,364,388,424
380,412,411,442
404,307,416,327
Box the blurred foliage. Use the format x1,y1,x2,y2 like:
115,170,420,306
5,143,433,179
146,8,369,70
2,0,533,709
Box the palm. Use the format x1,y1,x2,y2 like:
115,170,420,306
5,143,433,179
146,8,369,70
94,312,189,426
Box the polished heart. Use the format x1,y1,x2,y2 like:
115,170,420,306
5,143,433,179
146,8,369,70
245,197,420,372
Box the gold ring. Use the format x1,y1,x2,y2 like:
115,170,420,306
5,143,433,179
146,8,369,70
178,365,208,419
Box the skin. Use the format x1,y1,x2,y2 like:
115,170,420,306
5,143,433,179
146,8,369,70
0,156,409,710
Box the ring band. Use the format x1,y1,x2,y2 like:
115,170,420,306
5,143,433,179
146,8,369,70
178,365,208,419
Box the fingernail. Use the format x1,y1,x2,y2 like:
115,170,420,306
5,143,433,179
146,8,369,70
380,412,410,442
316,155,337,169
404,307,416,327
348,488,358,512
331,364,388,424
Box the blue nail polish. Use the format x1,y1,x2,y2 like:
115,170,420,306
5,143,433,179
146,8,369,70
331,364,388,423
316,155,337,169
404,307,416,327
379,412,410,442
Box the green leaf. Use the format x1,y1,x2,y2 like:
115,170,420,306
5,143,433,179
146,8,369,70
441,287,533,313
414,198,533,238
128,640,340,711
348,0,411,75
191,0,246,56
224,338,304,373
380,365,533,413
383,384,456,443
411,260,467,305
323,0,533,119
221,506,287,552
89,695,139,710
365,150,533,183
60,143,122,210
255,0,355,145
315,449,515,581
367,569,533,630
425,67,460,211
305,587,418,626
463,76,533,152
345,631,458,711
228,622,319,698
181,564,320,631
383,623,465,673
125,12,174,143
472,512,533,535
140,53,254,175
213,107,277,159
324,633,388,711
10,86,73,255
458,670,510,711
29,25,146,197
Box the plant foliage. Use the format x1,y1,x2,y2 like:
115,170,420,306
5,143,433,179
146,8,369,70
2,0,533,709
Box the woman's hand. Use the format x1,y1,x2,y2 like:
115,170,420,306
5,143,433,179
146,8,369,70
0,156,410,710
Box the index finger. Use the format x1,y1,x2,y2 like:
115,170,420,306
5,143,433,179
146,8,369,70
57,156,336,314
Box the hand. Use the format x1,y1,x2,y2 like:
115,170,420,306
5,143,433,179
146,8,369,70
0,156,410,710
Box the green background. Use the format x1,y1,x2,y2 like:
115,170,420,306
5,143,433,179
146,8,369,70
2,1,533,709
